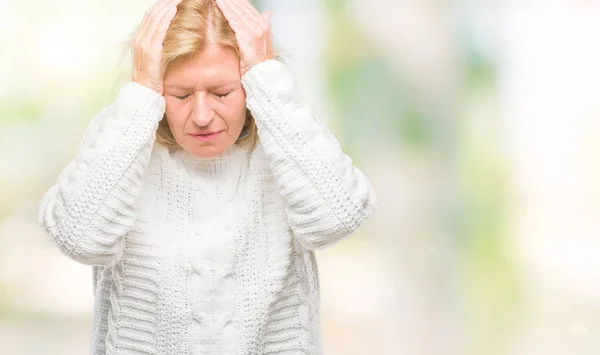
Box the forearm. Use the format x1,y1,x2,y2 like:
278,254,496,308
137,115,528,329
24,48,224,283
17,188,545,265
242,60,377,250
38,82,165,265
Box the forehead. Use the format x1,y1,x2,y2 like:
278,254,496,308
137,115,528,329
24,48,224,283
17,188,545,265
165,46,240,87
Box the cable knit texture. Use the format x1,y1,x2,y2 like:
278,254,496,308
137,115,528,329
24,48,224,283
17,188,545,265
38,60,377,355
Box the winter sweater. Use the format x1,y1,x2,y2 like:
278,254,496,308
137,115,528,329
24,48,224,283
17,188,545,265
38,60,377,355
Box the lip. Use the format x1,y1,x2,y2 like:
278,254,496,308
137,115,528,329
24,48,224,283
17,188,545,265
189,130,223,142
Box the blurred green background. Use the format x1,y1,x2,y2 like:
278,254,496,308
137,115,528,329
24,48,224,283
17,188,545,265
2,0,600,354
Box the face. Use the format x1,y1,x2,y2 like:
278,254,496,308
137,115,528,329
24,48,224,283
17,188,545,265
163,46,247,158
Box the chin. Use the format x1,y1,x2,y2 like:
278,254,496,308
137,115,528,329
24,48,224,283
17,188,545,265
174,132,241,158
187,146,225,158
183,138,235,158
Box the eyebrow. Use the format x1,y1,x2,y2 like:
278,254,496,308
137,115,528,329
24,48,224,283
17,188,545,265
165,81,238,90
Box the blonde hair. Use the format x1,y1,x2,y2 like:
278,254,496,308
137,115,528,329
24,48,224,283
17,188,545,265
155,0,257,149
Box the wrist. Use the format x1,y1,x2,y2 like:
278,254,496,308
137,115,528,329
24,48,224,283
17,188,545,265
132,76,163,95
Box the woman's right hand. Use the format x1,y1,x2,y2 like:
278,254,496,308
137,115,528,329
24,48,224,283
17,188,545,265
132,0,182,95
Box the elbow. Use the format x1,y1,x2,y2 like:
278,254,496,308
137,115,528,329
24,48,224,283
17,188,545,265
294,225,357,251
295,190,377,251
293,218,368,251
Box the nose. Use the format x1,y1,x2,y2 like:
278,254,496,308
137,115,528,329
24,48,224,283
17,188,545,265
190,92,215,127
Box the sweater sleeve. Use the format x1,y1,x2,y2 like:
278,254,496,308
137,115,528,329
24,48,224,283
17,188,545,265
241,60,377,250
37,82,165,266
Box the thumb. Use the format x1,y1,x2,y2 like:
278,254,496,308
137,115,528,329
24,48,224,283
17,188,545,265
262,10,273,23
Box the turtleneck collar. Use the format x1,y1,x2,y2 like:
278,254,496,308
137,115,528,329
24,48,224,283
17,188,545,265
171,140,252,162
169,141,254,181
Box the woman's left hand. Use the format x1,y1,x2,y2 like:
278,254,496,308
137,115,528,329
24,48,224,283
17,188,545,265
215,0,274,77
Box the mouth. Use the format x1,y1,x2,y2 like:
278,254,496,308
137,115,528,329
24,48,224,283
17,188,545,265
189,130,223,142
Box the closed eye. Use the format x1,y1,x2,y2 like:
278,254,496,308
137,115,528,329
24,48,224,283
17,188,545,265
214,92,231,98
175,94,191,100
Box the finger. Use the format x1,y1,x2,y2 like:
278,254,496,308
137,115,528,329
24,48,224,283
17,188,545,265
232,0,261,18
262,10,273,23
150,4,178,47
227,0,264,32
140,0,172,30
261,10,273,33
229,0,261,24
139,0,180,41
236,0,272,34
216,0,246,31
215,0,238,22
136,1,160,43
147,0,181,32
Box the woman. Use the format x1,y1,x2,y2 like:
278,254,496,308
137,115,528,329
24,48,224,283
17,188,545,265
38,0,376,353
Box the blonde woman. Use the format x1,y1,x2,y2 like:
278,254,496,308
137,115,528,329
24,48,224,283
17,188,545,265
38,0,376,353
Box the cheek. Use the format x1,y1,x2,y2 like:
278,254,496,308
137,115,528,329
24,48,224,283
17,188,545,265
225,89,246,112
217,93,247,127
165,100,183,117
164,101,188,131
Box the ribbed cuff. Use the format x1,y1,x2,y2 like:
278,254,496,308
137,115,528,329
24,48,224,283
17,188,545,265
241,60,295,102
116,82,166,115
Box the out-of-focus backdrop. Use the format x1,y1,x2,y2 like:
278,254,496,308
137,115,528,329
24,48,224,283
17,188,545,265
2,0,600,354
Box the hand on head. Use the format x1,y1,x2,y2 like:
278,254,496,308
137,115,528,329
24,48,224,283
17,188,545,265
131,0,274,95
132,0,183,95
215,0,274,77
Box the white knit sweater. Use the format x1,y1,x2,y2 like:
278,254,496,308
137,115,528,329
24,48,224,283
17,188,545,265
38,60,377,355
